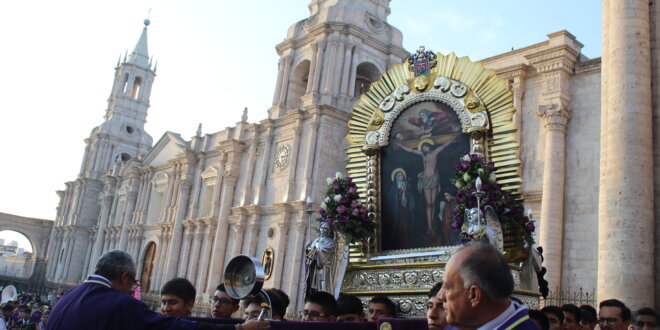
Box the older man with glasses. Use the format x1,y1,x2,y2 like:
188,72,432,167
47,250,269,330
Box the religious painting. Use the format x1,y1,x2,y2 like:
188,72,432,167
380,101,469,250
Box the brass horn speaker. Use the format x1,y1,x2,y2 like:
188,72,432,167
223,255,272,320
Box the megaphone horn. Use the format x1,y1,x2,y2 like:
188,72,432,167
223,255,272,320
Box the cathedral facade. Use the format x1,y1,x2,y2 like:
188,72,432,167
45,0,659,311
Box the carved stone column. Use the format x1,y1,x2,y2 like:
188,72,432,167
312,40,326,94
177,222,194,276
186,221,203,281
206,174,239,293
196,219,216,294
598,0,654,308
538,103,570,290
278,55,294,107
272,59,285,105
270,204,291,289
285,219,308,314
118,191,138,250
306,43,318,95
244,216,261,257
164,177,193,279
340,43,356,97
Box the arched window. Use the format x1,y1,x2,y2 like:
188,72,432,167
131,77,142,100
122,74,130,93
354,62,381,97
286,60,311,109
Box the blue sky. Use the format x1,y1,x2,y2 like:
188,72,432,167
0,0,600,222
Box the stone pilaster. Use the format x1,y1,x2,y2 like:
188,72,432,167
598,0,655,308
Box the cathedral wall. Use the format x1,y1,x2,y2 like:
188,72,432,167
78,183,103,227
519,75,546,193
313,113,350,198
561,69,601,291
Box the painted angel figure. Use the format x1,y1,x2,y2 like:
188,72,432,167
408,108,449,137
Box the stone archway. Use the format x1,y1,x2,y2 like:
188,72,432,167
140,242,156,293
0,212,54,295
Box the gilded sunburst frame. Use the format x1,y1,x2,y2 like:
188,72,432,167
346,52,522,254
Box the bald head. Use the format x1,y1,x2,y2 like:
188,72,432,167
454,243,513,301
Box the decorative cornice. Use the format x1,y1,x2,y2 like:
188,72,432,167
575,57,601,74
495,64,530,80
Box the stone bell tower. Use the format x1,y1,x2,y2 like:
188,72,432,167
47,20,156,285
79,19,156,180
268,0,408,118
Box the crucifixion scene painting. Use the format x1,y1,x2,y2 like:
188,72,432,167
381,101,470,250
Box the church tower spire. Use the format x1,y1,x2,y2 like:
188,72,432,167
78,19,156,180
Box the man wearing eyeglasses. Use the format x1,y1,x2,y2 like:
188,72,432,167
301,291,337,322
47,250,270,330
211,284,240,319
598,299,631,330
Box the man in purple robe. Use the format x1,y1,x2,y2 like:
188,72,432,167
46,250,269,330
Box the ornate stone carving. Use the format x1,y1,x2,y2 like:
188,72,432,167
537,103,571,132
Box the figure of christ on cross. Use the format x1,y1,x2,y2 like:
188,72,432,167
398,135,459,236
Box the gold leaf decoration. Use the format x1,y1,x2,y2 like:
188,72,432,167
346,52,523,201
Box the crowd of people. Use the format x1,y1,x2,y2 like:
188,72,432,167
0,298,50,330
29,245,660,329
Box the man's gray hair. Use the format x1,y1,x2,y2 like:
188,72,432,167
456,242,514,301
94,250,136,281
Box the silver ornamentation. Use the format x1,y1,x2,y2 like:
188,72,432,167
451,83,468,98
379,95,396,112
365,131,380,145
433,76,452,92
393,84,411,101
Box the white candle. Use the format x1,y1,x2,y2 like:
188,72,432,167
527,208,533,219
306,196,313,209
475,177,482,191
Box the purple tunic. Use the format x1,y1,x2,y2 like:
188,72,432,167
45,275,197,330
